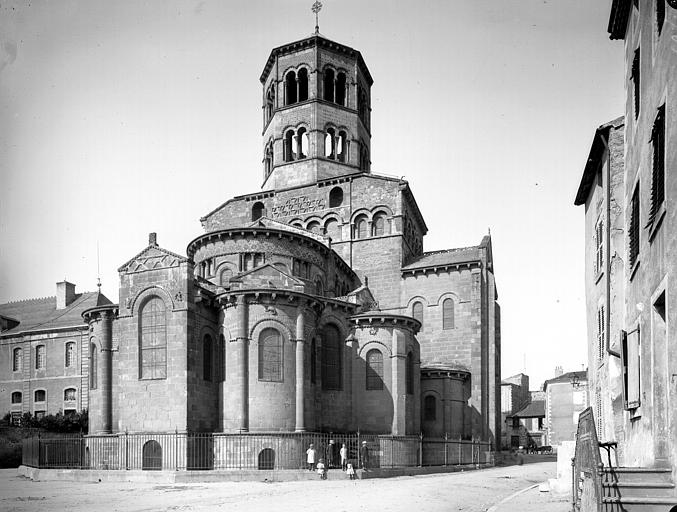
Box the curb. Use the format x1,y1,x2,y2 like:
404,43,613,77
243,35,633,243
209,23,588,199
486,483,539,512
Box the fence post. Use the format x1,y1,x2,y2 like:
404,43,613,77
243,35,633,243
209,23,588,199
444,433,448,467
37,431,41,468
357,430,361,469
458,438,462,465
125,430,129,470
418,433,423,467
175,429,179,471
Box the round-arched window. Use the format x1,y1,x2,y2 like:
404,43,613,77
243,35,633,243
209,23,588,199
252,202,265,221
329,187,343,208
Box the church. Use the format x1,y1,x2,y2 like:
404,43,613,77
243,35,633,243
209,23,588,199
1,30,500,453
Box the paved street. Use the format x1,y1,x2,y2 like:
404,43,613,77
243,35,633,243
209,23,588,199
0,462,567,512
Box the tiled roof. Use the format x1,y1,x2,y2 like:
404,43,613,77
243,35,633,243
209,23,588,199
421,360,471,373
511,400,545,419
0,292,112,336
544,370,587,388
401,247,481,271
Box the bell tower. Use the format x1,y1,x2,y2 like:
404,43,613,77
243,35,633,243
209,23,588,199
260,32,373,191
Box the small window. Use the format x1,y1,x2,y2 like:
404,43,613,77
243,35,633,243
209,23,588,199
284,130,295,162
35,345,45,370
323,68,335,102
252,201,265,221
335,72,347,106
90,342,98,389
258,448,275,470
372,213,385,236
11,391,22,404
298,68,309,102
595,218,604,274
34,389,46,403
424,395,436,421
325,128,336,159
142,440,163,471
337,130,348,162
412,302,423,330
629,185,640,268
631,48,640,121
285,70,297,105
597,305,606,363
203,334,213,382
512,417,520,429
220,266,233,286
65,342,76,368
315,278,324,296
329,187,343,208
258,328,283,382
406,352,414,394
297,127,308,159
307,221,321,234
64,388,76,401
366,349,384,390
648,104,665,227
12,347,22,372
355,215,368,239
442,298,455,330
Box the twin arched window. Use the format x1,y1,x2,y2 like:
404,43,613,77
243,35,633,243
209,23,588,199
323,68,347,106
366,349,384,390
324,128,348,161
258,328,283,382
285,68,309,105
203,334,213,382
284,128,309,162
140,297,167,380
321,324,342,390
12,347,21,372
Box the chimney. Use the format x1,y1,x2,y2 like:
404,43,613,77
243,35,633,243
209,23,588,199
149,232,157,246
56,281,76,309
554,365,563,377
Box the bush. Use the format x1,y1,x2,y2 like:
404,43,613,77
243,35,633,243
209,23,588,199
3,410,88,433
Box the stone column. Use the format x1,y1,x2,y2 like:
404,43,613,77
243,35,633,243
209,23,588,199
235,295,249,432
391,329,407,435
99,311,113,434
295,307,306,432
344,331,355,429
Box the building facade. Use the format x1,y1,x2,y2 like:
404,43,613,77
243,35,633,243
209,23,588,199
543,370,588,447
1,32,501,449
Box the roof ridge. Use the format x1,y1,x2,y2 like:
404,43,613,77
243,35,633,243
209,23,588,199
2,295,56,305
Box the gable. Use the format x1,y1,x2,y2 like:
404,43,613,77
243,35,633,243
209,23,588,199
229,264,306,291
118,245,188,274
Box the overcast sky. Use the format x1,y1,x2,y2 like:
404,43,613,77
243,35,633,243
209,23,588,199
0,0,624,389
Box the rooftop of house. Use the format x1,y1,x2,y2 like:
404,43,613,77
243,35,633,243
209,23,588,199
510,400,545,419
543,370,588,389
0,289,112,336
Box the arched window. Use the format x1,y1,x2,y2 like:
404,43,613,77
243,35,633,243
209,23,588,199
310,338,317,383
406,352,414,395
315,277,324,296
325,128,336,158
264,141,273,178
64,388,76,401
252,201,265,221
372,213,386,236
325,219,341,242
90,342,98,389
265,84,275,122
285,70,297,105
12,347,21,372
297,127,308,159
323,68,335,102
34,389,46,402
321,324,341,390
284,130,295,162
220,266,233,286
412,302,423,330
65,342,75,368
336,72,347,106
258,328,283,382
337,130,348,162
355,215,368,239
443,298,455,330
218,334,226,382
35,345,45,370
203,334,213,382
366,349,384,390
11,391,22,404
358,86,368,124
258,448,275,470
424,395,436,421
140,297,167,380
298,68,309,102
329,187,343,208
142,440,162,470
360,146,370,171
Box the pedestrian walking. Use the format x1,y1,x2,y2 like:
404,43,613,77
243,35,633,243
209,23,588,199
359,440,369,469
326,439,336,468
317,458,327,479
340,443,348,471
306,443,317,471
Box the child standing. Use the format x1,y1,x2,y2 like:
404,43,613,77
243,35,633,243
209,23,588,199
306,443,317,471
340,443,348,471
346,461,355,480
316,458,327,480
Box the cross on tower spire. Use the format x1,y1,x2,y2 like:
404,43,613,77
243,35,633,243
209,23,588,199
311,1,322,35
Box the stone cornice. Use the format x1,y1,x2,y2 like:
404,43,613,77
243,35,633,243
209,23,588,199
82,304,119,323
349,312,421,334
215,289,357,315
401,260,481,277
420,368,470,380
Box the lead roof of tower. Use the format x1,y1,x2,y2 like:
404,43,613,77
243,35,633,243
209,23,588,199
260,34,373,86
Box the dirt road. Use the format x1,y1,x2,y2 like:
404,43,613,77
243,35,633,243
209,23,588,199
0,462,557,512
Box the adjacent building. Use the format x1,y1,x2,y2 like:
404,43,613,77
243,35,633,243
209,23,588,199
543,370,588,447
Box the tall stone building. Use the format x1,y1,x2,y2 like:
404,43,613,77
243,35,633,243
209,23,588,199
574,0,677,507
1,31,500,447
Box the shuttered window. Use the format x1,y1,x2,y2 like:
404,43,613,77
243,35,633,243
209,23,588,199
648,105,665,227
621,328,641,410
597,305,605,363
595,218,604,274
629,186,640,268
631,48,640,120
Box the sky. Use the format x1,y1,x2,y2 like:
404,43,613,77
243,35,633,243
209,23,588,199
0,0,624,389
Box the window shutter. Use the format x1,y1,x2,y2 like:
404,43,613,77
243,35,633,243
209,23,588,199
626,327,641,409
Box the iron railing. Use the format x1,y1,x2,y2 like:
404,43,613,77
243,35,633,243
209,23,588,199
22,431,492,471
572,407,603,512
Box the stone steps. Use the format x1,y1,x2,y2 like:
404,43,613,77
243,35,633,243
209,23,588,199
600,467,676,511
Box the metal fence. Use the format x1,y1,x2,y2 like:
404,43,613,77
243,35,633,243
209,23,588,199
572,407,603,512
22,431,492,471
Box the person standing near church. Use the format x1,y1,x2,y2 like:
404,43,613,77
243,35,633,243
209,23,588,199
340,443,348,471
306,443,317,471
326,439,336,468
359,441,369,469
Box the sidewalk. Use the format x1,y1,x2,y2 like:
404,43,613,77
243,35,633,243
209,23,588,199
489,482,571,512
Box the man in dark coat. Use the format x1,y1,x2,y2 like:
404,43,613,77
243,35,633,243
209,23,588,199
325,439,336,468
359,440,369,469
